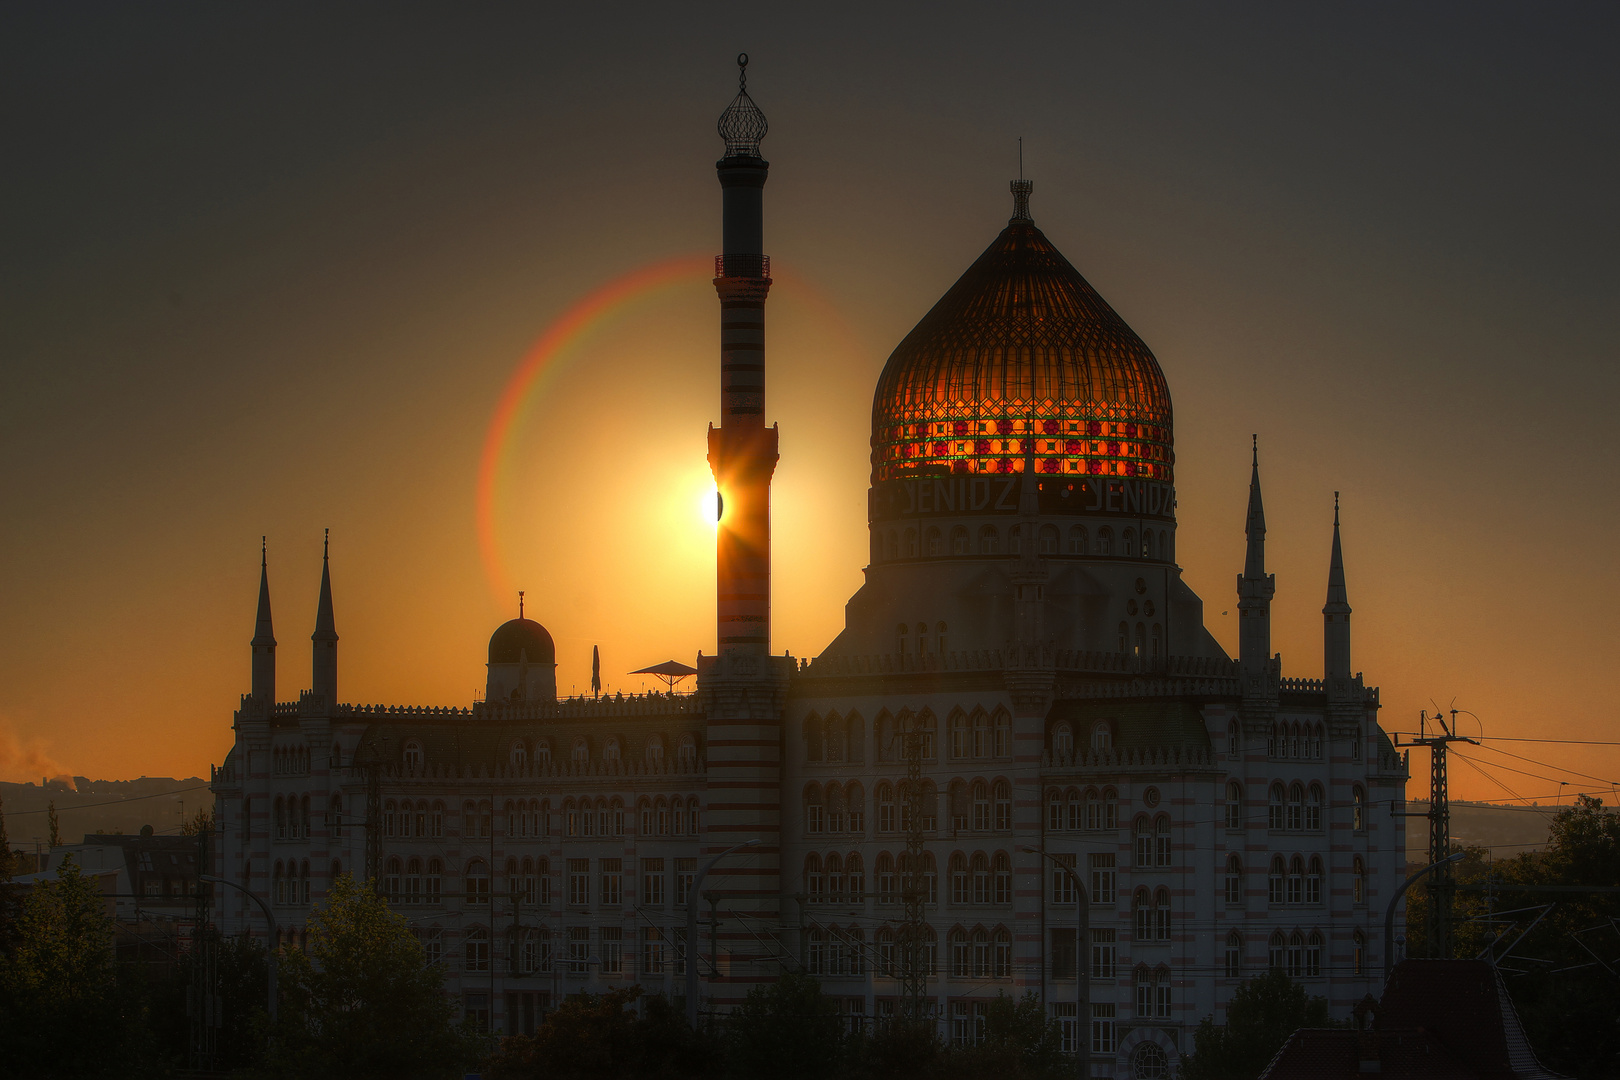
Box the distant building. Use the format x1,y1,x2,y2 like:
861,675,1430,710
1261,959,1568,1079
40,833,200,922
211,61,1410,1077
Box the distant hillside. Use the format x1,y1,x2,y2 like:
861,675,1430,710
0,777,210,853
1403,799,1559,863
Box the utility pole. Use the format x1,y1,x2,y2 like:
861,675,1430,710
898,719,929,1027
1403,709,1477,959
189,819,218,1070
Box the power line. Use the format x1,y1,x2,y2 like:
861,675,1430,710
0,782,211,818
1472,743,1619,787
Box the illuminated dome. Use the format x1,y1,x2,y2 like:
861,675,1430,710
871,190,1173,486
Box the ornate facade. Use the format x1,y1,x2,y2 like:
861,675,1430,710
211,59,1408,1078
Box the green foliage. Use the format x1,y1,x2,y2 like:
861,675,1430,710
484,986,718,1080
724,972,849,1080
1181,969,1332,1080
937,993,1068,1080
843,1018,941,1080
0,793,15,881
0,857,150,1078
46,800,60,849
265,874,477,1080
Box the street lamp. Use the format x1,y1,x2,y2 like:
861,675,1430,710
201,875,278,1024
686,839,761,1027
1024,846,1089,1074
1382,850,1465,982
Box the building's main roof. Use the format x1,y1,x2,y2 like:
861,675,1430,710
870,211,1173,486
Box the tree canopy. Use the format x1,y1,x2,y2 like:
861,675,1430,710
1181,968,1332,1080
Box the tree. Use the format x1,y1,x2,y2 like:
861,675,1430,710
1181,969,1331,1080
0,857,147,1078
724,972,847,1080
938,992,1068,1080
483,986,718,1080
0,793,15,881
46,800,60,849
265,874,476,1079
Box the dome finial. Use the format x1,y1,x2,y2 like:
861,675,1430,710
1010,178,1034,223
518,590,525,620
718,53,768,158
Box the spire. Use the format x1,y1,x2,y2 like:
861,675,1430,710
1324,492,1352,685
1236,436,1276,677
250,537,276,711
312,528,338,707
717,53,768,159
519,591,525,620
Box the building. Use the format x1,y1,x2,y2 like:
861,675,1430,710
210,59,1409,1077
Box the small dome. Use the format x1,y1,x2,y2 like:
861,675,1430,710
487,618,555,667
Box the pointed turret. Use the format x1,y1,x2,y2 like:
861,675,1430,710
311,529,338,707
1324,493,1352,685
1236,436,1276,675
251,537,276,712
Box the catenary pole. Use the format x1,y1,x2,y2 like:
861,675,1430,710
686,839,760,1027
201,874,278,1024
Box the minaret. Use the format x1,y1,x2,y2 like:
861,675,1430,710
251,537,276,713
311,529,338,707
1236,436,1276,675
1324,493,1352,687
708,53,777,659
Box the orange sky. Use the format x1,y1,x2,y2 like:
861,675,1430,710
1,6,1616,803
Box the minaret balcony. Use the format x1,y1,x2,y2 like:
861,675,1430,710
715,253,770,279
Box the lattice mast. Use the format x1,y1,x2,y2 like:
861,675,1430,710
899,722,929,1022
1412,708,1474,958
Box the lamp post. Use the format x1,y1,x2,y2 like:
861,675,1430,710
201,875,278,1024
1024,847,1089,1074
686,839,761,1027
1382,849,1465,982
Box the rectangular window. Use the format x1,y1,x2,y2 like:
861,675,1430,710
566,927,590,975
1090,929,1116,979
951,1001,972,1047
538,872,551,907
1225,937,1242,978
643,858,665,906
849,809,865,833
675,858,696,907
1052,854,1077,905
1052,1002,1078,1054
1089,853,1116,904
601,859,623,907
1090,1003,1116,1054
464,992,489,1034
601,926,623,974
808,804,825,834
642,926,665,975
421,927,442,965
1051,928,1077,979
568,859,589,907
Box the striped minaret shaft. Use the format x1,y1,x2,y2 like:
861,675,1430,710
703,57,783,999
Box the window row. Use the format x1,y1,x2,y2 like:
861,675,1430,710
1045,786,1120,830
399,733,701,772
381,855,701,909
1267,721,1325,760
805,708,1014,764
1221,854,1370,907
1223,781,1370,832
272,745,310,776
1049,719,1118,757
874,523,1171,562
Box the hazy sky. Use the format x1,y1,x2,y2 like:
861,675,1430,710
2,4,1616,802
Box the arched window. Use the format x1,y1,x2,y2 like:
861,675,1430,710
993,780,1012,831
970,712,989,758
678,735,698,771
1310,724,1324,758
1224,855,1243,905
979,525,1001,555
847,782,866,833
1287,931,1305,978
403,857,422,904
330,794,343,838
825,713,845,762
1307,856,1323,905
1287,782,1305,831
1068,525,1088,554
1268,931,1286,970
1287,856,1304,905
1269,783,1286,830
535,740,552,770
950,526,970,555
993,927,1013,977
828,784,848,834
1091,721,1113,751
273,861,285,906
877,852,896,904
826,853,844,903
1103,788,1119,829
1133,887,1153,940
1133,964,1153,1018
1154,814,1172,866
1268,856,1285,905
465,926,489,972
1353,786,1367,831
1154,887,1171,940
1226,781,1244,829
994,711,1011,758
403,740,423,770
384,857,402,902
848,713,866,763
1135,816,1154,868
1150,623,1162,660
298,860,309,903
425,859,443,903
1122,528,1136,557
877,783,895,833
646,736,665,767
950,928,970,978
1353,855,1367,905
1225,931,1244,977
1009,524,1023,555
1079,787,1096,831
915,622,929,655
1228,721,1241,756
896,624,909,657
1053,722,1073,757
971,927,991,977
1133,1044,1168,1079
950,853,969,905
1141,530,1154,560
971,852,991,904
926,526,944,556
1307,783,1323,831
807,927,826,974
571,738,588,765
604,737,621,763
903,527,918,558
966,781,987,831
950,713,969,759
1097,527,1113,555
275,796,286,841
1038,524,1059,554
1047,788,1063,831
1154,966,1172,1017
510,741,527,770
1134,622,1147,657
805,784,825,834
993,852,1012,904
805,854,823,902
847,853,865,901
